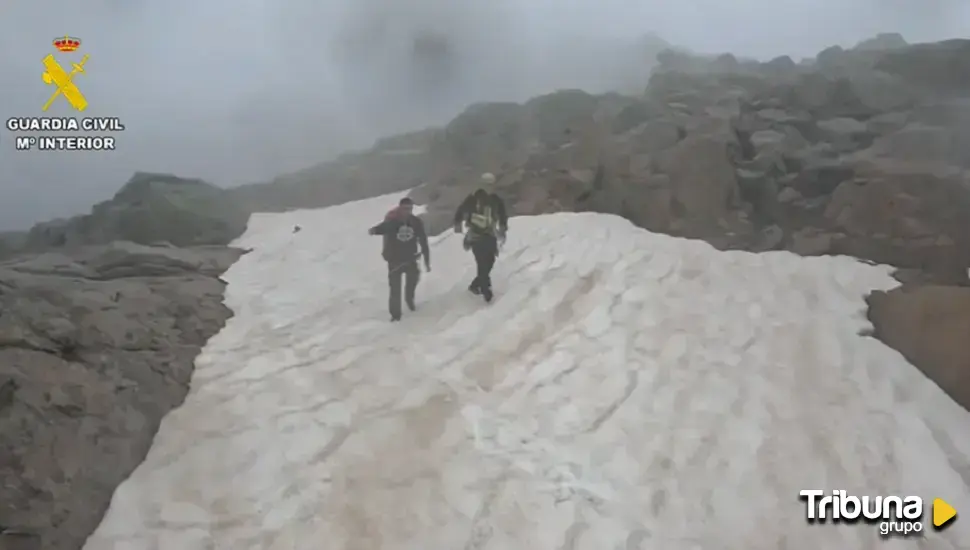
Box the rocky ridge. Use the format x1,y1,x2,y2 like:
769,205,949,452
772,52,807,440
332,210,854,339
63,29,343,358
1,174,247,550
233,36,970,411
0,243,244,550
12,172,249,257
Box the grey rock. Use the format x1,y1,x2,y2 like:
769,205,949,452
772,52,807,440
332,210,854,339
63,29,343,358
735,169,779,222
867,112,910,135
790,157,855,198
0,232,27,261
866,123,957,164
756,108,808,124
626,119,684,153
815,117,871,151
22,173,249,254
763,55,797,73
750,224,785,252
847,71,918,112
816,45,847,68
853,33,908,52
874,39,970,95
817,117,867,137
789,228,835,255
0,242,242,550
750,126,810,155
777,187,803,204
611,99,666,134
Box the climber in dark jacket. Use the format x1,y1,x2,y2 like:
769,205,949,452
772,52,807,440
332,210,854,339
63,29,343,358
369,197,431,321
453,173,508,302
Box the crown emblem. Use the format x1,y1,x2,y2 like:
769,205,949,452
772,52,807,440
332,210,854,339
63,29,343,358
53,35,81,52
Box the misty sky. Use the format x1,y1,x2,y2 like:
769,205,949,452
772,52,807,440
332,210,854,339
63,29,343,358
1,0,967,230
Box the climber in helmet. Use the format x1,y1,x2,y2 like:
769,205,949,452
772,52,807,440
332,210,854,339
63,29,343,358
368,197,431,321
453,172,508,302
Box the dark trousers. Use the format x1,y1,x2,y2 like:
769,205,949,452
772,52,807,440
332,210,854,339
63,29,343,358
388,260,420,318
470,237,498,291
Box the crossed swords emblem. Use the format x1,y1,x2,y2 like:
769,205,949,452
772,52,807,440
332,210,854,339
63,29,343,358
41,53,89,112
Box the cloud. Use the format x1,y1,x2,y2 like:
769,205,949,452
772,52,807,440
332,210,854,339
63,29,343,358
1,0,967,229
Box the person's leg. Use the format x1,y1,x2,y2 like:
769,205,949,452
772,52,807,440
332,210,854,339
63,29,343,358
478,237,498,291
388,263,404,320
472,238,498,301
471,243,488,292
469,237,484,293
404,261,420,310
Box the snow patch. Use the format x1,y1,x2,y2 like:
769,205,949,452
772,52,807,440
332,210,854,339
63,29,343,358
85,193,970,549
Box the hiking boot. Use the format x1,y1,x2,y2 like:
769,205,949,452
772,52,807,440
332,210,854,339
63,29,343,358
390,314,401,322
468,281,481,295
481,287,493,302
406,300,416,311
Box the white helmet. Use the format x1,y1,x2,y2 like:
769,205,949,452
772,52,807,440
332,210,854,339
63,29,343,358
480,172,496,185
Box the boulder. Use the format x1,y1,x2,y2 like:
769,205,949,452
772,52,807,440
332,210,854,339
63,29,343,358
762,55,797,74
866,111,910,135
874,39,970,95
754,107,811,126
0,243,243,550
853,32,908,52
621,117,684,155
743,125,809,180
864,123,960,166
816,117,867,141
846,71,918,113
788,154,854,197
654,125,742,233
610,99,668,134
524,89,600,148
867,285,970,411
768,72,912,119
439,101,531,169
822,169,970,278
815,45,847,70
788,227,836,256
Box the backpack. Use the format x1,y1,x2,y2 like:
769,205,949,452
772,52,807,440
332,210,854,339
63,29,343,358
385,206,405,221
468,198,497,234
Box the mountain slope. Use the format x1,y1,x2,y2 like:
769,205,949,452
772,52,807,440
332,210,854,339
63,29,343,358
84,193,970,549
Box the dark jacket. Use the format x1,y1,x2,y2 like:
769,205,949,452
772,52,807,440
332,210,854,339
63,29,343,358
370,214,430,266
454,192,508,239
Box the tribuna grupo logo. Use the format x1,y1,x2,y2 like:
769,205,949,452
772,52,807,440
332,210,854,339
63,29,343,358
800,490,927,536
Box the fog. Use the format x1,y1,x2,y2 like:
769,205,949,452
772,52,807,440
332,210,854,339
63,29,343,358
1,0,967,230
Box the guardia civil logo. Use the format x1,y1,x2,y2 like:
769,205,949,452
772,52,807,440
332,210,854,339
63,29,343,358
43,35,90,112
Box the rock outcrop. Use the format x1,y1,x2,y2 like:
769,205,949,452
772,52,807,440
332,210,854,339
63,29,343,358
235,41,969,286
867,285,970,410
404,39,970,288
229,129,441,214
20,172,249,254
0,232,26,261
0,243,243,550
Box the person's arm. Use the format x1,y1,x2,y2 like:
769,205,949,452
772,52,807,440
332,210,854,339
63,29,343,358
494,196,509,233
415,218,431,269
368,220,392,235
453,194,474,231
